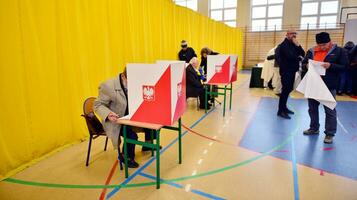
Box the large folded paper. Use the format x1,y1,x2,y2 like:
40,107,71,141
296,59,336,109
309,59,326,75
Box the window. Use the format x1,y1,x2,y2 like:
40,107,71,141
251,0,284,31
173,0,198,11
300,0,340,29
210,0,237,27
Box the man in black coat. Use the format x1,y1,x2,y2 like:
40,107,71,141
276,29,305,119
186,57,211,109
302,32,348,144
178,40,197,63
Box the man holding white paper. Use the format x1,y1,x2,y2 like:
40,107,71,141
301,32,348,144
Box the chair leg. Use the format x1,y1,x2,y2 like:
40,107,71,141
196,97,199,111
86,135,93,166
104,136,108,151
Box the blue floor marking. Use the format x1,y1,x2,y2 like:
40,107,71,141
138,172,225,200
239,97,357,181
106,107,217,199
291,136,300,200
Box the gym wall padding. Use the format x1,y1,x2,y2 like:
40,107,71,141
0,0,243,180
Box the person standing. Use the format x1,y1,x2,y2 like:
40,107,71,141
302,32,348,144
178,40,197,63
200,47,219,103
276,29,305,119
337,41,355,95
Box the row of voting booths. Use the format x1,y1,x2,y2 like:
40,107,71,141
119,54,238,188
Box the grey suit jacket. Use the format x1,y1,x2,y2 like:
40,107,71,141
94,75,127,148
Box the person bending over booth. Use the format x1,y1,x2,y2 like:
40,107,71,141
186,57,212,109
94,68,158,168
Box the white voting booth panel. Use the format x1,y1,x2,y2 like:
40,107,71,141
126,61,186,125
207,55,238,84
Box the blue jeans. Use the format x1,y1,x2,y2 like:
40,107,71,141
338,69,352,93
308,90,337,136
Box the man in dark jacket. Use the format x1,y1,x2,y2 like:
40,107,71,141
276,29,305,119
302,32,348,144
337,41,355,95
178,40,197,63
349,45,357,95
186,57,211,109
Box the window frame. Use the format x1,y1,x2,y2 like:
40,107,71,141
300,0,340,29
210,0,237,27
251,0,285,32
173,0,198,11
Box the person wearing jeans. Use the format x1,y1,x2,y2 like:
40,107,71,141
308,90,337,137
302,32,348,144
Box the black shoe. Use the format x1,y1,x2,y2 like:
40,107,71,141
118,154,139,168
324,135,334,144
142,145,162,151
277,112,291,119
337,91,343,95
127,159,139,168
285,108,294,115
303,129,319,135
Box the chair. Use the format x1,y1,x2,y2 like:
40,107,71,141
186,95,200,110
81,97,108,166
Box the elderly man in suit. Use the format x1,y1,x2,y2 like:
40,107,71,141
94,68,155,168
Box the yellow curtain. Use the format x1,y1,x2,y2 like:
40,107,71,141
0,0,243,180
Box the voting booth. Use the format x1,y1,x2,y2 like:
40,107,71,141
204,55,238,116
206,55,238,84
126,61,186,125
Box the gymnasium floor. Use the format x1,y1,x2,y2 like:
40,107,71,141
1,72,357,200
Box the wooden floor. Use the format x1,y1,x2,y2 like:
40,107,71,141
1,73,357,200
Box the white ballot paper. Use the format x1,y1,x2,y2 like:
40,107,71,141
296,59,336,110
309,59,326,76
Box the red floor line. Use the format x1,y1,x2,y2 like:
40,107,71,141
182,124,236,146
99,160,119,200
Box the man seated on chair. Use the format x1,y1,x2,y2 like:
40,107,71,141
186,57,212,109
94,68,157,168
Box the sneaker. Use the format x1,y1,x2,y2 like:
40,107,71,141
324,135,334,144
303,129,319,135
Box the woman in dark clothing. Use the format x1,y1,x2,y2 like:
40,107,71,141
200,47,219,75
200,47,219,103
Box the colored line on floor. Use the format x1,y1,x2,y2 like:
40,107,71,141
182,124,235,146
138,172,226,200
106,107,218,199
99,160,119,200
291,136,300,200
